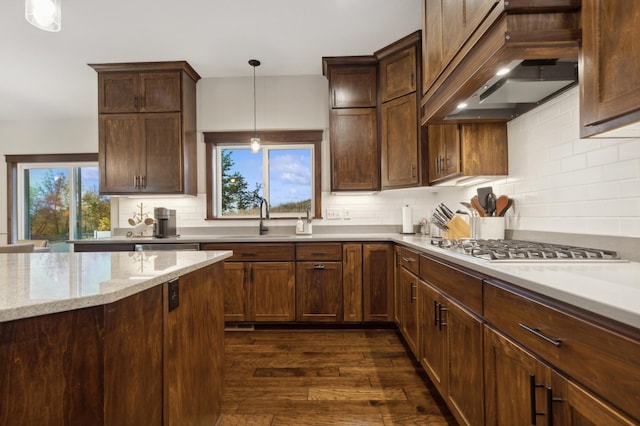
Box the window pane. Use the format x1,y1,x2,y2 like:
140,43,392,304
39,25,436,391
77,166,111,240
220,148,263,216
268,149,312,214
25,168,70,251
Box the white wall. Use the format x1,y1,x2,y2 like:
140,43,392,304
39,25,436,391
1,79,639,242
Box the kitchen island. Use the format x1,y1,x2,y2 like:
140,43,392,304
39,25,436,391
0,250,232,426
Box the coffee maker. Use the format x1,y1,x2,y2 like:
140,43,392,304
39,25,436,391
153,207,177,238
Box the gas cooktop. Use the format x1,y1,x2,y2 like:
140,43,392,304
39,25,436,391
430,238,626,262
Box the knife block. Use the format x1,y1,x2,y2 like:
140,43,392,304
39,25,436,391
443,215,470,240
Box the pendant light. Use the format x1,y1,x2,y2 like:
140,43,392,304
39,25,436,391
25,0,61,32
249,59,261,153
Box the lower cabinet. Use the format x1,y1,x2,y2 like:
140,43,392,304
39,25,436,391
296,261,343,322
223,261,295,322
399,267,419,356
363,243,394,322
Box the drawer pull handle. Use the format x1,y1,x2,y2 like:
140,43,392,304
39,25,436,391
529,374,547,425
241,252,257,256
314,264,325,269
401,257,416,262
519,323,562,347
311,252,328,255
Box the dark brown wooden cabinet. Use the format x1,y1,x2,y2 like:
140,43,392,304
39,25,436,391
342,243,363,322
323,58,380,192
329,108,379,191
581,0,640,137
0,263,224,426
201,243,296,323
90,61,199,195
397,247,420,356
419,255,485,426
427,122,507,184
97,71,182,114
377,32,422,189
393,246,402,326
363,243,394,322
296,243,343,322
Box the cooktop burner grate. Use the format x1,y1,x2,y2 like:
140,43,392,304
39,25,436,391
430,239,622,261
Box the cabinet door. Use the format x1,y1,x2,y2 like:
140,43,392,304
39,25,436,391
427,124,460,183
342,244,363,322
551,371,637,426
329,66,377,108
139,72,181,112
296,262,343,322
98,72,139,113
459,123,507,176
581,0,640,137
363,243,394,322
141,113,183,193
484,326,553,426
99,114,143,193
223,262,249,322
446,298,484,426
381,93,419,188
400,267,419,356
252,262,295,322
380,46,417,102
393,246,402,325
330,108,379,191
419,281,446,393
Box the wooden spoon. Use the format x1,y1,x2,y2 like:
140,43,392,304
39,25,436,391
497,197,514,217
495,195,509,216
470,195,486,217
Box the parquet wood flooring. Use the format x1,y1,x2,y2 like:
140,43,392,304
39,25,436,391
219,328,457,425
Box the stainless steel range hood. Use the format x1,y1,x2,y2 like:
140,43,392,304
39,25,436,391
446,59,578,120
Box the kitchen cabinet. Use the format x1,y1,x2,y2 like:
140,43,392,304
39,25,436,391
393,246,402,326
200,243,296,322
0,263,224,426
296,243,343,322
96,71,181,114
363,243,394,322
419,255,484,426
397,247,420,356
329,108,379,191
90,61,200,195
323,58,380,192
342,243,363,322
427,122,507,185
484,280,640,423
580,0,640,137
377,32,423,189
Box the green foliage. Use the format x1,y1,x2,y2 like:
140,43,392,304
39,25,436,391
28,171,70,240
82,190,111,232
221,150,263,213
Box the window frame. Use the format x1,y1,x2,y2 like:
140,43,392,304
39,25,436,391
204,130,323,220
5,153,99,243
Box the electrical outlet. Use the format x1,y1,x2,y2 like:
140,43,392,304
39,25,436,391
326,208,341,220
343,209,350,219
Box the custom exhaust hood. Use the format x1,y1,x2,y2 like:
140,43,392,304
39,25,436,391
447,58,578,120
421,3,581,125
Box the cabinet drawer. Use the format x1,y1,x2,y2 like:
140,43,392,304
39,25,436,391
200,243,294,261
296,243,342,261
399,247,420,275
419,255,482,315
484,281,640,421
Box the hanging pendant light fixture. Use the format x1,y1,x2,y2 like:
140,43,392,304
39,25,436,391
249,59,261,153
25,0,61,32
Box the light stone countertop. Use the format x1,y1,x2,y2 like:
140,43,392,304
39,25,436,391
0,250,232,323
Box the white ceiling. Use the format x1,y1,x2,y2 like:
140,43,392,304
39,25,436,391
0,0,421,121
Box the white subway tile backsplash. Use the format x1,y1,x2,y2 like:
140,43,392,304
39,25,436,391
601,159,640,181
586,145,618,167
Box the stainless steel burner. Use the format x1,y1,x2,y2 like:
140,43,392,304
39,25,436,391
430,238,623,262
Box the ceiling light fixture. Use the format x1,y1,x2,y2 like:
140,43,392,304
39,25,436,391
249,59,261,153
25,0,61,32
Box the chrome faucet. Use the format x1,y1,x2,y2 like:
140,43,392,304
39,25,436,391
259,197,270,235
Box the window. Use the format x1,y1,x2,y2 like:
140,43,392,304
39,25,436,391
6,154,110,252
204,130,322,219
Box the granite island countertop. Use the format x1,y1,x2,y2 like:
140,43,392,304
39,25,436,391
0,250,232,322
70,233,640,328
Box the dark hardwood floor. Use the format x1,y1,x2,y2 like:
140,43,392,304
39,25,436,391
219,327,457,425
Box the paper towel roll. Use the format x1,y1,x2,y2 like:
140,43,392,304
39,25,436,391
402,205,413,234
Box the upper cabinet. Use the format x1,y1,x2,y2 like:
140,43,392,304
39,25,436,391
89,61,200,195
421,0,581,124
377,32,423,189
323,57,380,192
580,0,640,137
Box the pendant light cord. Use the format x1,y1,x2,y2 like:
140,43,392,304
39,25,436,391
253,64,257,137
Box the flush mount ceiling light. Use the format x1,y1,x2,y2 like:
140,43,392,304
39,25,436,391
25,0,61,32
249,59,261,153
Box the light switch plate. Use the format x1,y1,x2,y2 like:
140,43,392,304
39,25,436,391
326,208,341,220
